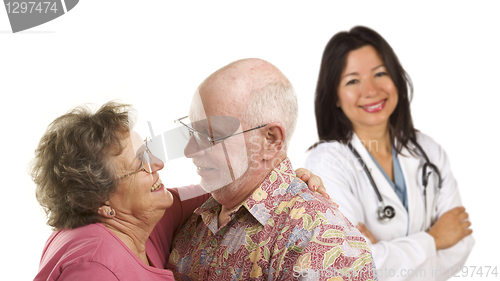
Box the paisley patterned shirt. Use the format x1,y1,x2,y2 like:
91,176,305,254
167,158,376,281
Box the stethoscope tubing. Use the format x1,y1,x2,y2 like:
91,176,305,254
347,143,385,203
347,139,442,224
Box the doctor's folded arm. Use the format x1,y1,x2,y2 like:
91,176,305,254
305,26,474,281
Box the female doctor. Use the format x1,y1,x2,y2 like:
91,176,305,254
305,26,474,281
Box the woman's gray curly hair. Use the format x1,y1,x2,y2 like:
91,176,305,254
29,101,135,230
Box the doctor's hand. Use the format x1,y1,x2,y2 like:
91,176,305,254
295,168,339,208
357,222,378,244
427,206,473,250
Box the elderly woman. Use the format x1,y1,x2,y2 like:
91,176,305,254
31,101,327,280
31,102,207,280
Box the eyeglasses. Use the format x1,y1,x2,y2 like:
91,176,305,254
119,138,158,179
175,116,267,151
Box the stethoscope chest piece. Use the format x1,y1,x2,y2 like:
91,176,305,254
377,205,396,223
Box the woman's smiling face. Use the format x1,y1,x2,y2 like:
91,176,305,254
108,130,173,222
337,45,398,132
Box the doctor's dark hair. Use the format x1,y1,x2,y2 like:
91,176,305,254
311,26,416,153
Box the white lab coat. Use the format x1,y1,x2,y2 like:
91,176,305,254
305,132,474,281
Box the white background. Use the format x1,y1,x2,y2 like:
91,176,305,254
1,1,499,279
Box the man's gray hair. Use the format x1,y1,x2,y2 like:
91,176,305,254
241,78,298,150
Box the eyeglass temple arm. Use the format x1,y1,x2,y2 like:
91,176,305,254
176,116,267,144
176,116,209,138
212,124,268,143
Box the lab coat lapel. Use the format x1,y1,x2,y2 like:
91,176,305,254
398,145,427,234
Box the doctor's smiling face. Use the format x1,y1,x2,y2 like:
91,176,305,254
337,45,398,132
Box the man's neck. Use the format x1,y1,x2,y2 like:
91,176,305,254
215,153,286,227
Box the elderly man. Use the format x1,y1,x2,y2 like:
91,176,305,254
168,59,376,280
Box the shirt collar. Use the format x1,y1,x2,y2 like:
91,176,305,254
243,158,296,225
195,196,221,216
194,158,299,227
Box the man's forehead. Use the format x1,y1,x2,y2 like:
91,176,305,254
188,89,208,121
190,81,251,117
185,89,242,136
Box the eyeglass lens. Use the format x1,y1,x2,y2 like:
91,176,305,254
137,150,154,173
178,119,212,151
180,116,242,151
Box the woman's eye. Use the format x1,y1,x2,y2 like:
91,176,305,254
346,79,358,86
375,72,387,77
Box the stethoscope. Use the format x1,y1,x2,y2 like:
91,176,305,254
347,140,442,230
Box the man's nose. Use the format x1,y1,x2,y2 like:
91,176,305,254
184,135,207,158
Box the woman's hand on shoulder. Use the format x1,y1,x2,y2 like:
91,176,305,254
295,168,339,208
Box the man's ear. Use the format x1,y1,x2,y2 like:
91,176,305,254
98,201,116,219
262,122,285,160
